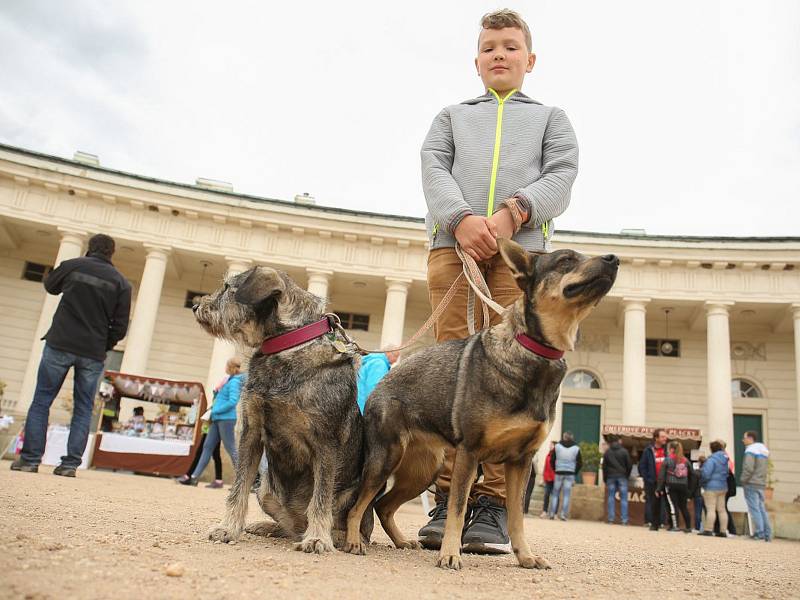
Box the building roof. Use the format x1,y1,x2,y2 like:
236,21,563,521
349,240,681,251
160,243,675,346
2,142,799,243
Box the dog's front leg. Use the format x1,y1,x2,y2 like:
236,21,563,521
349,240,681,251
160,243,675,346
208,402,262,543
437,447,478,570
295,455,336,554
504,455,551,569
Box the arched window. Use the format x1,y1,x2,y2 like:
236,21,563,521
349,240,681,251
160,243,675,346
564,369,601,389
731,378,761,398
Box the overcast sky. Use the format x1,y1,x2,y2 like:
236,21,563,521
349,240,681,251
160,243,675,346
1,1,798,236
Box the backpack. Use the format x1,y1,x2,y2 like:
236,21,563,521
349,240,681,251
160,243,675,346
668,458,688,481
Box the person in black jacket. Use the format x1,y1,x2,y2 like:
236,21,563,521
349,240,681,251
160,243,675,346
602,435,632,524
638,428,669,529
12,234,131,477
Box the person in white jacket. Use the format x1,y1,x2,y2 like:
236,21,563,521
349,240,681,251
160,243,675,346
740,431,772,542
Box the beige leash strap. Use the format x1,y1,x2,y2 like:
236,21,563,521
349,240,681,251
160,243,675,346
338,244,507,355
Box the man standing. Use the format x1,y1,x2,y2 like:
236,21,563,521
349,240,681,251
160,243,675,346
12,234,131,477
740,431,773,542
639,428,669,530
603,435,632,524
548,431,582,521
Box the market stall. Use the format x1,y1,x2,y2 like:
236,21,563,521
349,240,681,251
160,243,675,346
601,424,703,526
91,371,208,476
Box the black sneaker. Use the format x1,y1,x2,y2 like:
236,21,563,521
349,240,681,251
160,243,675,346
698,531,713,537
10,459,38,473
178,476,199,486
53,465,77,477
418,497,448,550
714,532,728,538
461,495,511,555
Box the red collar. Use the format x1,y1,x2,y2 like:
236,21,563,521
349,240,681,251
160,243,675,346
260,317,333,355
514,333,564,360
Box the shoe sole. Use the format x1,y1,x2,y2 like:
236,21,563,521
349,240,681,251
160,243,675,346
11,466,38,473
418,535,442,550
54,470,76,477
461,541,512,555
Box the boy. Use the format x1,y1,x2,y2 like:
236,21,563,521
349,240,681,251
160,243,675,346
418,9,578,553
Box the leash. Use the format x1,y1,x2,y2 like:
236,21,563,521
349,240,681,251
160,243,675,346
337,244,506,355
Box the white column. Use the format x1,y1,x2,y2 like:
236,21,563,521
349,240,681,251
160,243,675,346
706,301,735,445
119,244,171,375
622,297,649,425
791,304,800,433
306,268,333,300
204,257,253,395
380,278,412,348
17,228,87,412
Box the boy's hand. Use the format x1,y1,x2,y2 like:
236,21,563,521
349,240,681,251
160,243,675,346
454,215,497,261
487,207,516,240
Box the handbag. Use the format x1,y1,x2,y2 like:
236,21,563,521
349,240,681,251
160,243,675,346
726,470,737,496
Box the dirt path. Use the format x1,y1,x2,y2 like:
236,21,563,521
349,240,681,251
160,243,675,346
1,465,797,599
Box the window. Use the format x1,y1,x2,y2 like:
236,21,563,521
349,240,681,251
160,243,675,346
184,290,210,309
563,369,601,389
22,261,52,282
646,338,680,358
337,311,370,331
731,378,761,398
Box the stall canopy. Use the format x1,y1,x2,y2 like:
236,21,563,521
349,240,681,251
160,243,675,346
602,424,703,458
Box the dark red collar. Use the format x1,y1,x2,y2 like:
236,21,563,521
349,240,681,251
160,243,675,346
514,333,564,360
260,317,332,355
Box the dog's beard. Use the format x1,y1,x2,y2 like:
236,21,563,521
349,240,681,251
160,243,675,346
195,297,265,347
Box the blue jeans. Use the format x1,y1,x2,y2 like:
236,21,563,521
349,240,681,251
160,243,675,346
549,474,575,519
191,419,237,478
743,486,772,540
693,494,704,530
606,476,629,524
21,344,105,468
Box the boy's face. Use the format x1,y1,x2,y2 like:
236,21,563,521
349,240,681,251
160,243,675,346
475,27,535,94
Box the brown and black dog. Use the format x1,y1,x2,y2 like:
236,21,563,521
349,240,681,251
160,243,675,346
342,238,618,569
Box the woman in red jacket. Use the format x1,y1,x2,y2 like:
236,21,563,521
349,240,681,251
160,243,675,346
539,441,557,518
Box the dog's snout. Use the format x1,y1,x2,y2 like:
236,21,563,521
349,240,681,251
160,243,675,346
601,254,620,267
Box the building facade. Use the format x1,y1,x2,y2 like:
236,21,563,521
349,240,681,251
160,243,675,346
1,144,799,501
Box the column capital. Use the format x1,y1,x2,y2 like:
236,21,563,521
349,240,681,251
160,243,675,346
306,267,334,278
622,297,650,311
385,277,412,291
705,300,735,316
56,226,88,242
225,256,253,273
142,243,172,259
791,303,800,318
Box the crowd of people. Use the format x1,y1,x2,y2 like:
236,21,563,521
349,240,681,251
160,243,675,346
590,428,773,541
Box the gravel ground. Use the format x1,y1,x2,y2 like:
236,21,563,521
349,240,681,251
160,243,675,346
1,464,797,600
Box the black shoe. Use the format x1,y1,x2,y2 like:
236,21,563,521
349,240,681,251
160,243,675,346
418,497,448,550
178,476,199,486
649,525,660,531
10,459,38,473
461,496,511,555
715,532,728,538
53,465,77,477
698,531,713,537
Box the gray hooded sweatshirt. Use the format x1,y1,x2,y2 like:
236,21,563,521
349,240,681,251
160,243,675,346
421,90,578,252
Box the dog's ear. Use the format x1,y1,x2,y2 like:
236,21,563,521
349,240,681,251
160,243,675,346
234,267,286,305
498,238,536,281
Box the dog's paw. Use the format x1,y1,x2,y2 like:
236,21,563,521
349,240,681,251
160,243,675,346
208,525,240,543
244,521,279,537
394,540,421,550
517,554,551,569
294,536,335,554
341,540,367,555
436,552,463,570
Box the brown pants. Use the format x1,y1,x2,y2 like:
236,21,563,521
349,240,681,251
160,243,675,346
703,489,728,532
427,248,523,504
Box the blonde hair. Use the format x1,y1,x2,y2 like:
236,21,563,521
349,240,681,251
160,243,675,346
226,357,241,373
479,9,532,52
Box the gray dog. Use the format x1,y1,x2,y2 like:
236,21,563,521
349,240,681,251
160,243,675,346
343,238,618,569
193,266,373,553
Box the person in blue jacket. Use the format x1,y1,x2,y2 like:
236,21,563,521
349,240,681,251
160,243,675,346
356,349,399,413
698,439,730,537
180,358,244,486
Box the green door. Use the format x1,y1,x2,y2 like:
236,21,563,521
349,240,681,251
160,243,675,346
562,403,601,483
733,414,763,483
